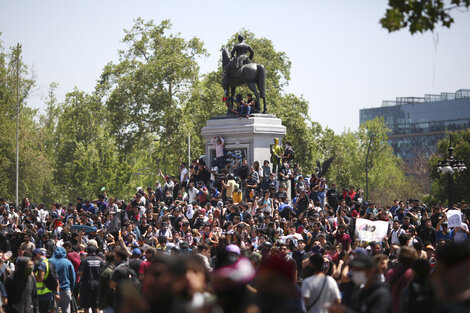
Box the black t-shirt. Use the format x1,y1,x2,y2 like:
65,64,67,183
138,223,150,235
279,165,288,181
128,259,142,276
238,165,250,180
199,168,211,184
111,263,138,310
79,255,104,286
284,147,294,162
296,195,309,214
327,189,339,207
245,178,258,188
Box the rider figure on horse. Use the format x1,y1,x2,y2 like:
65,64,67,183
222,35,254,85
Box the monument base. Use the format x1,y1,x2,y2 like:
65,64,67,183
201,114,286,167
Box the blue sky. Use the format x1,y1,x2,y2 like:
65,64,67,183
1,0,469,133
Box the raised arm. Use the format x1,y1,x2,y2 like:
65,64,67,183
248,46,254,60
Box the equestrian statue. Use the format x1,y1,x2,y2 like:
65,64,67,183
221,35,267,114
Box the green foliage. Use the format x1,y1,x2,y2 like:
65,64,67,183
380,0,470,34
428,130,470,206
52,89,132,201
0,41,54,203
326,117,418,205
97,18,207,156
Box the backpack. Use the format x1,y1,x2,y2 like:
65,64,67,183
44,259,59,291
117,263,141,292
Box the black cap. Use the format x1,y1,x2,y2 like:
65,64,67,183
309,253,323,268
350,255,376,270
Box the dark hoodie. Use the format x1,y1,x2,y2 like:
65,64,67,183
49,247,75,290
5,257,39,313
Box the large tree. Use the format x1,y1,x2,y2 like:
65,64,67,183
97,19,207,156
53,89,131,201
325,117,418,205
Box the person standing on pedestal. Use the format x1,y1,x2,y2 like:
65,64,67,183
212,136,225,171
270,138,283,174
261,160,271,191
282,141,295,164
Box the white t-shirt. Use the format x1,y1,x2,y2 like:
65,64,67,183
38,209,49,223
391,228,406,245
454,223,469,243
188,187,198,204
301,275,340,313
180,167,188,183
186,205,195,220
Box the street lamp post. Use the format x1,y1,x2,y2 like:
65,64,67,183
365,132,375,201
437,135,467,209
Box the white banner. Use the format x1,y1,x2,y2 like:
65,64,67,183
355,218,390,242
446,210,462,228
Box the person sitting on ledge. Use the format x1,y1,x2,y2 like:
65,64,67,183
239,95,252,118
246,93,260,113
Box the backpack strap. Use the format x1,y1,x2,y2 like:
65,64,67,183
305,275,328,312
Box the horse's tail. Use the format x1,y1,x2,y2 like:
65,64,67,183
257,64,266,99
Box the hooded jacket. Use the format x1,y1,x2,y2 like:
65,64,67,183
49,247,75,291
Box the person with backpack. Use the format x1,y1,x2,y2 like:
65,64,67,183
32,249,59,313
109,247,141,313
49,247,75,313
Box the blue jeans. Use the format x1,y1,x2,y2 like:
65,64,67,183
240,105,252,116
318,194,325,209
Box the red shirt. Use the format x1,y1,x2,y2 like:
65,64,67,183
67,251,81,282
336,233,352,250
385,266,414,313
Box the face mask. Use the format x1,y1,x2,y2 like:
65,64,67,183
24,266,33,278
351,271,367,286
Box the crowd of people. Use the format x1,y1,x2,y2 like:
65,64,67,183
1,137,470,313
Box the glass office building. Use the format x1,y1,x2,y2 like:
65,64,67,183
360,89,470,161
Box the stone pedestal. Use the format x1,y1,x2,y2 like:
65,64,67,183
201,114,286,166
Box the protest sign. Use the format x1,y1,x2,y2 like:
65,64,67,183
355,218,390,242
446,210,462,228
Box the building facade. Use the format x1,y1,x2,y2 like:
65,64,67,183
360,89,470,161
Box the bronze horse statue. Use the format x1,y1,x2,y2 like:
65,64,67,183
221,48,266,114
